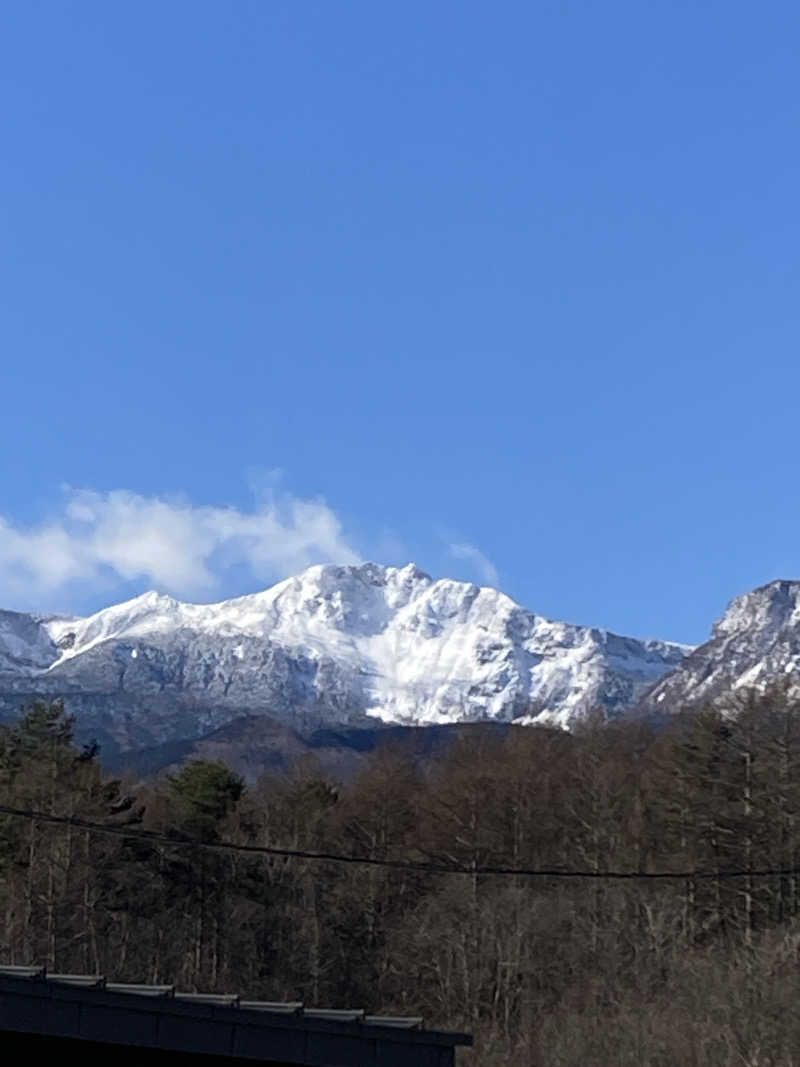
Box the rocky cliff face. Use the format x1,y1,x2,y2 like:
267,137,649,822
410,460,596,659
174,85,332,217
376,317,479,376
636,579,800,717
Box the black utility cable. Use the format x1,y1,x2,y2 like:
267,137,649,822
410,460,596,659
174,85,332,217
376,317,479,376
0,802,785,881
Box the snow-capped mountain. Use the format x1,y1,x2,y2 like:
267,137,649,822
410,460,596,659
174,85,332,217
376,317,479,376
0,562,689,754
637,579,800,717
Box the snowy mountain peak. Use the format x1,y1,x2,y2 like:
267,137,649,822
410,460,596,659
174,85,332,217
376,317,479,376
712,580,800,640
0,562,691,754
45,589,183,663
637,580,800,717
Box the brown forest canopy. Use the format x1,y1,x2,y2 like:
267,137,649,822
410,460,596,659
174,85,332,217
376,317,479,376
3,691,800,1066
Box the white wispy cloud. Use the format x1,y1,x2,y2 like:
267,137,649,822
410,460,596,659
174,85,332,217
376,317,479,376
447,542,500,588
0,486,362,607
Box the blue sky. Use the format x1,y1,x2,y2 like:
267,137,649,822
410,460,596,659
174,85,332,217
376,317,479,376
2,1,799,644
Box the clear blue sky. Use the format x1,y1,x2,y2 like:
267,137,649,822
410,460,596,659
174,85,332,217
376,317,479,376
2,1,799,644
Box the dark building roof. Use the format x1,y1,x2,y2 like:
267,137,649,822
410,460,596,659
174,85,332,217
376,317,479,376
0,965,471,1067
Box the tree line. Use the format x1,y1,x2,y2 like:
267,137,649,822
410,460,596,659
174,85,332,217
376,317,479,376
3,689,800,1065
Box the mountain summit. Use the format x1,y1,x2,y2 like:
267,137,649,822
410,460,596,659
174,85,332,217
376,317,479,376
637,579,800,716
0,562,688,755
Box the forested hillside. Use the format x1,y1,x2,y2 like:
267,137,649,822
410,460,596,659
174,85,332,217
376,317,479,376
4,692,800,1065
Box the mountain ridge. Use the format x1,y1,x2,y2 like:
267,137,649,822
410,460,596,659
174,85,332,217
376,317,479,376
0,562,690,754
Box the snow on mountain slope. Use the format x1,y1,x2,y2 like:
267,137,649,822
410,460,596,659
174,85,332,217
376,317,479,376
0,562,690,751
0,610,59,676
636,579,800,716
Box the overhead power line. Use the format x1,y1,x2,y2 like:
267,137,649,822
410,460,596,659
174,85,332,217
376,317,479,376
0,801,793,882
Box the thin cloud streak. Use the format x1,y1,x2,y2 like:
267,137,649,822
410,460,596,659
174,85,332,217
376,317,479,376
448,542,500,588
